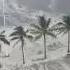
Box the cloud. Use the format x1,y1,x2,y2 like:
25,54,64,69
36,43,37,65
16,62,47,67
49,0,70,13
17,0,51,11
16,0,70,13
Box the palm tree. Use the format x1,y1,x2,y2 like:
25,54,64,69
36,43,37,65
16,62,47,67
30,16,56,59
51,15,70,55
10,26,33,64
0,30,10,53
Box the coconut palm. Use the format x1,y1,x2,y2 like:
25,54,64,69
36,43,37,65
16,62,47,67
10,26,33,64
0,30,10,52
30,16,56,59
51,15,70,55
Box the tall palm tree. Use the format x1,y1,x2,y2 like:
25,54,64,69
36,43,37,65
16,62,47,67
10,26,33,64
30,16,56,59
51,15,70,55
0,30,10,52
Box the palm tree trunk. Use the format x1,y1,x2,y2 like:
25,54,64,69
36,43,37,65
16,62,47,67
21,39,25,64
43,34,47,59
67,31,70,54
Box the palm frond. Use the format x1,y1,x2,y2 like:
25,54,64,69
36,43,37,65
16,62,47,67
10,31,19,36
14,26,27,37
27,35,33,39
1,38,10,45
30,31,41,35
57,27,67,35
56,22,65,26
46,31,56,38
1,31,5,34
46,18,51,28
34,34,42,41
53,22,65,28
57,27,65,31
13,40,20,47
31,24,41,30
39,16,47,29
14,26,23,31
49,22,65,32
0,35,5,38
63,16,70,25
11,37,19,41
30,16,56,40
30,27,42,34
49,26,66,36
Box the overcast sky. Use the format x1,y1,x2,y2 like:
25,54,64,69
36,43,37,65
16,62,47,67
0,0,70,26
5,0,70,13
17,0,70,13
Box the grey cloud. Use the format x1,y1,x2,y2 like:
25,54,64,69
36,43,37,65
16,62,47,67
17,0,51,11
5,0,70,13
50,0,70,13
18,0,70,13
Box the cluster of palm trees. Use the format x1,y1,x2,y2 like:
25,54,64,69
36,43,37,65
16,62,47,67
0,15,70,64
